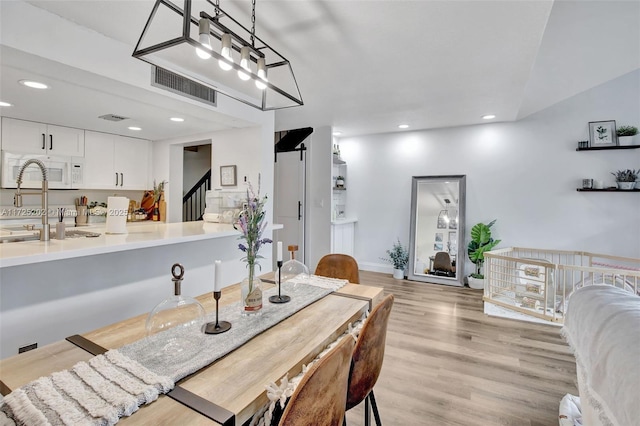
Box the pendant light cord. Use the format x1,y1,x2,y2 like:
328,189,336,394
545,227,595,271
251,0,256,47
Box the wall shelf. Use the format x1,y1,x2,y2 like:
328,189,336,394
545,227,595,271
576,188,640,192
576,145,640,151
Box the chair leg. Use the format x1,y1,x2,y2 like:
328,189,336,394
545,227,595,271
369,391,382,426
364,394,371,426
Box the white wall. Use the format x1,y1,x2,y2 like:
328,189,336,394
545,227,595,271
342,69,640,276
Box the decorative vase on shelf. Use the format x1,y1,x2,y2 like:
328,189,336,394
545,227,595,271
241,264,263,315
617,135,635,146
616,182,636,190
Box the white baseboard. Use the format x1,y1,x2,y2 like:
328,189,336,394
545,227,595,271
359,261,395,274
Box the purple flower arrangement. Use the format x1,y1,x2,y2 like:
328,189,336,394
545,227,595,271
234,177,272,283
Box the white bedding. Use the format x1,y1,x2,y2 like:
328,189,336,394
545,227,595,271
562,285,640,426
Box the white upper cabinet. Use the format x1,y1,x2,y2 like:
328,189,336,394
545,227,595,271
1,117,84,157
84,131,150,190
115,136,150,190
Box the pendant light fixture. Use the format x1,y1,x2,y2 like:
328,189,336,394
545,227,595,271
255,57,268,90
218,33,234,71
195,18,212,59
132,0,302,111
238,46,251,81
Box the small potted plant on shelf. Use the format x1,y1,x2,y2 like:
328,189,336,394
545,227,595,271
467,220,501,290
616,125,638,146
381,238,409,279
611,169,639,190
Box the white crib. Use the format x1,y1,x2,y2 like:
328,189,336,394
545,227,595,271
483,247,640,324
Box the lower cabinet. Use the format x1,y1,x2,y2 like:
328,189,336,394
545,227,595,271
331,220,356,256
84,131,150,190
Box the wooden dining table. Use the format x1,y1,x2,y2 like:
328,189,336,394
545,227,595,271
0,277,383,425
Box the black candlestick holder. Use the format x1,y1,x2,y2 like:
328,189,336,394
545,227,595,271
205,291,231,334
269,261,290,304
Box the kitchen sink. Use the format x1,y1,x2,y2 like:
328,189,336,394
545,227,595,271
0,227,100,243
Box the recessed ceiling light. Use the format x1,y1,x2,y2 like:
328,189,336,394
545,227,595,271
398,124,409,129
19,80,48,89
0,101,12,107
481,114,496,120
170,117,184,122
128,126,142,131
332,131,342,136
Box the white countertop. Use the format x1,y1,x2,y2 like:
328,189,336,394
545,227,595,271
0,221,282,268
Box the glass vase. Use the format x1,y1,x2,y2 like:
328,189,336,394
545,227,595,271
241,265,263,315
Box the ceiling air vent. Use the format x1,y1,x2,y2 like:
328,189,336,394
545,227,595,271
99,114,129,122
151,66,217,107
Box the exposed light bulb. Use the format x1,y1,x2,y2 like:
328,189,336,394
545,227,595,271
255,57,268,90
238,46,251,81
219,33,234,71
195,18,212,59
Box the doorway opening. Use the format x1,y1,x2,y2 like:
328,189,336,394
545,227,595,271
183,143,212,221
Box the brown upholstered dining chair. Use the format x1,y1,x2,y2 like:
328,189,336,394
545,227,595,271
432,251,454,276
279,336,355,426
315,254,360,283
345,294,395,426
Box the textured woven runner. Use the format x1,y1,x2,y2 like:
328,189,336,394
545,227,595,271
0,279,346,426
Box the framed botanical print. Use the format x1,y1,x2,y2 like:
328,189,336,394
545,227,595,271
588,120,617,147
220,165,237,186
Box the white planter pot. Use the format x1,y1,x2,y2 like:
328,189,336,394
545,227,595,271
393,268,404,279
617,135,637,146
467,276,485,290
617,182,636,190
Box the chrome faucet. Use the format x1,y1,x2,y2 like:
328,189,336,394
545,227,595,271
14,159,50,242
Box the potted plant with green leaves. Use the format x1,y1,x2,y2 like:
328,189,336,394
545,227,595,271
611,169,639,190
616,125,638,146
381,238,409,279
467,220,501,289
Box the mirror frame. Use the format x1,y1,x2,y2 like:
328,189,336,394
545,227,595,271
408,175,466,286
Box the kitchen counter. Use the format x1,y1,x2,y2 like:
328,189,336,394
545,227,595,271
0,221,281,268
0,220,283,358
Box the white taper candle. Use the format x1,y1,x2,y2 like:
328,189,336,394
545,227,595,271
214,260,222,292
277,241,283,262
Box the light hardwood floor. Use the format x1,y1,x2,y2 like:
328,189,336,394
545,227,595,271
345,271,577,426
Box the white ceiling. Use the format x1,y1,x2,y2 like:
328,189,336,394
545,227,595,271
1,0,638,140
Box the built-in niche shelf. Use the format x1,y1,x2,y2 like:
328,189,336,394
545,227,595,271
576,188,639,192
576,145,640,151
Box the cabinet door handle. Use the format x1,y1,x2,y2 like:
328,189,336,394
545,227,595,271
42,134,45,150
120,173,124,187
298,201,302,220
49,135,53,150
115,173,119,186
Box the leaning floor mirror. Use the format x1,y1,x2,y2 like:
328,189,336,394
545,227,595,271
408,175,466,286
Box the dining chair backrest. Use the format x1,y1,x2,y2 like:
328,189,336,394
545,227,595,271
433,251,453,273
315,254,360,283
279,336,356,426
346,294,394,411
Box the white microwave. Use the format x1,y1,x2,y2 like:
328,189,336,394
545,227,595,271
1,151,84,189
